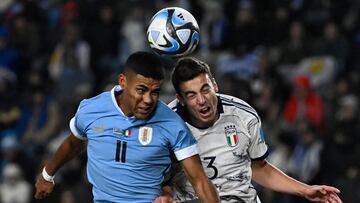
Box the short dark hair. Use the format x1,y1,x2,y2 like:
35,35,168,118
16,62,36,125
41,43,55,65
123,51,165,80
171,57,214,94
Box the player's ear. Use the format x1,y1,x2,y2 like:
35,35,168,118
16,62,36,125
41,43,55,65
212,79,219,93
118,74,126,89
176,94,185,106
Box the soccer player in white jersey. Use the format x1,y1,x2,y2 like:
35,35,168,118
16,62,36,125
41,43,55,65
167,57,342,203
34,52,219,203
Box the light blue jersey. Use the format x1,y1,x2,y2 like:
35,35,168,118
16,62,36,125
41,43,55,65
69,86,199,203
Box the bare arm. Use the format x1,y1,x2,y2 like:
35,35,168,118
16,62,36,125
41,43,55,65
34,133,86,199
251,160,342,203
42,133,86,175
181,155,219,203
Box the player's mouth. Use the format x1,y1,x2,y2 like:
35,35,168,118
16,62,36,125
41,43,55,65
198,106,212,118
137,107,152,115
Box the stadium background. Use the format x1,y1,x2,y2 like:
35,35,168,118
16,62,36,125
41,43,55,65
0,0,359,202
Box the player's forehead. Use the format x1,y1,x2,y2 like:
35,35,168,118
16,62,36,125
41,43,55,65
130,74,163,89
179,73,213,92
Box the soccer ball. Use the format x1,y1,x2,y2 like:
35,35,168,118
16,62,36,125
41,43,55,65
147,7,200,58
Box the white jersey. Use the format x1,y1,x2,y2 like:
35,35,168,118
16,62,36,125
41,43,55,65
168,94,269,203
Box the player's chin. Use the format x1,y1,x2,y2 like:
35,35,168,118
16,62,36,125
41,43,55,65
134,112,151,120
135,108,154,119
198,115,216,126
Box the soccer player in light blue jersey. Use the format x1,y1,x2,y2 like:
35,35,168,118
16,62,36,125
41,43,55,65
34,52,219,203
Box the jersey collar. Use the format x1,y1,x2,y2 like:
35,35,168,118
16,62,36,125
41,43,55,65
111,85,126,116
111,85,137,120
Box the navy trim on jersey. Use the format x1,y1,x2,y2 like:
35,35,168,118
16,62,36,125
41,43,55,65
173,102,185,120
170,105,177,111
216,95,225,114
251,149,269,161
220,96,256,112
220,195,247,202
114,88,122,96
220,96,260,122
222,102,260,122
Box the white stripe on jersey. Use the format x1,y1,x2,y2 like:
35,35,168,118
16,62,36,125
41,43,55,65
220,96,260,122
69,117,87,140
175,144,200,161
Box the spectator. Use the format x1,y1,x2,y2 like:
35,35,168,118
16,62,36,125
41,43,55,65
278,21,312,65
18,71,60,156
286,122,323,183
0,136,36,183
48,23,92,124
10,14,40,72
48,23,90,81
0,25,19,75
87,3,120,91
283,75,325,131
0,163,31,203
313,21,349,76
0,68,19,134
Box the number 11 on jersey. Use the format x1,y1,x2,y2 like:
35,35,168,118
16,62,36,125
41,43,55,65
115,140,127,162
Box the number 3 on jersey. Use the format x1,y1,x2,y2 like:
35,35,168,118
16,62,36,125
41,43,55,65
203,156,218,179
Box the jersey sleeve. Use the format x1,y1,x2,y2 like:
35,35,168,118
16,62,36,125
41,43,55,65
69,101,88,140
171,124,199,161
248,118,268,160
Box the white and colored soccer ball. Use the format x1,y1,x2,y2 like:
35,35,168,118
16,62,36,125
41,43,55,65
147,7,200,58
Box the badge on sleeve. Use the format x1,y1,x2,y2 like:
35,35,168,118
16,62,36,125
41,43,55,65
138,126,153,145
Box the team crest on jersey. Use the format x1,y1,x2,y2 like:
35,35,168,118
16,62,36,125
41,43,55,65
138,126,153,145
224,125,238,147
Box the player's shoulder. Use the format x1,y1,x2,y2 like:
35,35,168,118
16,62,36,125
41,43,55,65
218,93,260,122
168,98,179,110
155,100,185,122
77,91,112,114
151,101,190,133
167,99,186,119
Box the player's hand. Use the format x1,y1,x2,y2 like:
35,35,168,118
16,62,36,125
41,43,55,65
304,185,342,203
152,195,177,203
34,175,55,199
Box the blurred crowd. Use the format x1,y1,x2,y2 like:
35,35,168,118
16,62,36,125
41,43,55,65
0,0,359,203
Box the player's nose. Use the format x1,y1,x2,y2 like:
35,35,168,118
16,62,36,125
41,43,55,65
143,92,154,105
196,94,206,105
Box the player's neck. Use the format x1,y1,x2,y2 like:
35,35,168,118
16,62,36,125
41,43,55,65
186,110,219,129
116,94,133,117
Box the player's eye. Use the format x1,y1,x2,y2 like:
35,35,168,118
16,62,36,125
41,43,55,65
151,91,160,97
186,93,196,100
202,86,211,94
136,89,146,95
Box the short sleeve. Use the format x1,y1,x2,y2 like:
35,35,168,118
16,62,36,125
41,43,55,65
69,116,87,140
69,102,88,140
171,125,199,161
248,119,268,160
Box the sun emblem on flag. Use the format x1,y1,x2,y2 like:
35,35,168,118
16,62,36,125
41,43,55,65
224,125,238,147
